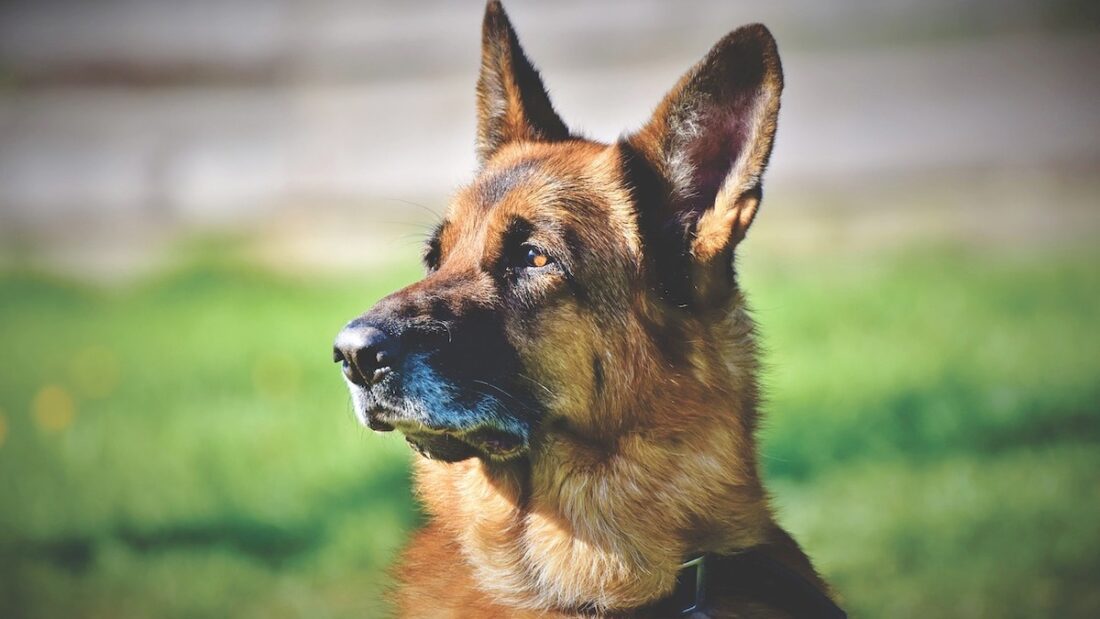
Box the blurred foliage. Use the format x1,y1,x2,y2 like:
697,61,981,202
0,243,1098,618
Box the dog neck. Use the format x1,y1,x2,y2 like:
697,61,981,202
413,398,778,613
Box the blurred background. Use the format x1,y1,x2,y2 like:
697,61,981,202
1,0,1098,617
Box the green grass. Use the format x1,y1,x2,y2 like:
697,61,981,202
1,243,1098,618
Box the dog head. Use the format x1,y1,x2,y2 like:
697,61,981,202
334,1,782,464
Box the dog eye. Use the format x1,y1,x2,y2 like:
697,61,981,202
523,246,552,269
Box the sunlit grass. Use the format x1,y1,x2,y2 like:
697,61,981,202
1,243,1098,617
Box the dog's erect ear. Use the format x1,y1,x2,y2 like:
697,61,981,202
627,24,783,264
476,1,569,166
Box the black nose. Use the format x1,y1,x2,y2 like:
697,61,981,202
333,322,401,386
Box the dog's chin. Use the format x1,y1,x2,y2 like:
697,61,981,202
365,408,528,463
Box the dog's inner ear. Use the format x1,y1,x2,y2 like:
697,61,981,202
476,1,570,166
626,24,783,289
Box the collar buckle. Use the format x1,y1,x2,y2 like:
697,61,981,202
677,554,707,614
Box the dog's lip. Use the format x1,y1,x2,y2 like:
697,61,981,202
365,406,398,432
404,433,479,463
366,416,395,432
405,427,526,461
462,426,526,457
365,407,527,460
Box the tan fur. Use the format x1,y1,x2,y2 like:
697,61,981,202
364,3,835,616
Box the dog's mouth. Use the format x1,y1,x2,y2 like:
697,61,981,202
367,408,527,462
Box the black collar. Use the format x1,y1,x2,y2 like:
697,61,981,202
653,549,847,618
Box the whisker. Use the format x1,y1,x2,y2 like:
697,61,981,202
395,237,433,249
471,380,537,415
380,197,443,219
375,220,437,231
517,373,554,397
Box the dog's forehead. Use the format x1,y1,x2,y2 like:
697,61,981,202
474,158,545,207
440,141,635,251
461,143,604,214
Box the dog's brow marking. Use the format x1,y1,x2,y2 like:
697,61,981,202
478,159,542,206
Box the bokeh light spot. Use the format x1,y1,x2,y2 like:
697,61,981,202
0,410,8,446
33,385,76,433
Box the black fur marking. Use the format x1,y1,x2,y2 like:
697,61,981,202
423,222,446,272
561,227,590,305
592,355,604,396
478,160,541,206
617,140,695,309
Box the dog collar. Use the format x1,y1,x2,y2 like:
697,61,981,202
670,555,708,614
656,548,848,617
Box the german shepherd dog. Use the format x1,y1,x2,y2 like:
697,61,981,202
334,2,843,617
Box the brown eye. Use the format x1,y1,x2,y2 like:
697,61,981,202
524,246,551,268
